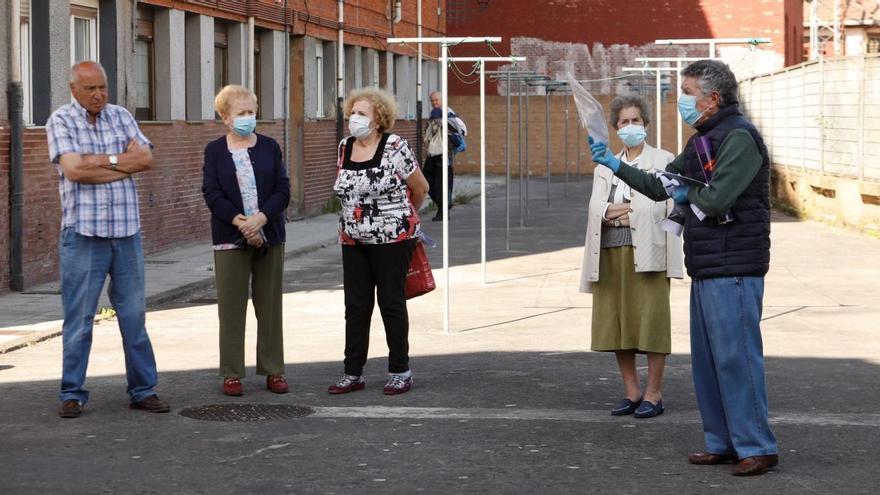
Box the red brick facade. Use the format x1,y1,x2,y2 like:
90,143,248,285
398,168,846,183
447,0,804,96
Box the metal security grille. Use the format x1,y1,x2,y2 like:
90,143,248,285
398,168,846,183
740,54,880,182
179,404,315,422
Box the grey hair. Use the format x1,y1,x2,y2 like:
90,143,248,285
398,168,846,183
70,61,108,84
609,94,651,130
680,59,738,107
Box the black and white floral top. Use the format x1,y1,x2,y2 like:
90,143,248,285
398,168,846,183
333,133,421,245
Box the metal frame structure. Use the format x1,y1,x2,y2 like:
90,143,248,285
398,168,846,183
387,36,507,334
447,59,527,285
486,70,546,248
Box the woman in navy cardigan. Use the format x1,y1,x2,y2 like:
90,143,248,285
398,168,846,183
202,85,290,397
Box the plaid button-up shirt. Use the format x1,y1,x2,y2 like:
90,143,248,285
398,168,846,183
46,100,152,238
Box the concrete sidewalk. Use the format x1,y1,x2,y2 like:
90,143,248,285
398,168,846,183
0,174,505,354
0,214,340,354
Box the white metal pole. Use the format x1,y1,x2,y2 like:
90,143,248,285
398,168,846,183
441,42,450,335
480,61,487,284
518,78,524,227
676,59,683,152
505,71,511,250
655,70,662,149
525,88,530,217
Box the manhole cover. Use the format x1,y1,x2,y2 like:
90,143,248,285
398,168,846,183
179,403,314,422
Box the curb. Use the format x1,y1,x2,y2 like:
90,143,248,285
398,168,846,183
0,237,338,355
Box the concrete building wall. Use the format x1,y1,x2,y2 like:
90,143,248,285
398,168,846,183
154,8,186,120
30,0,71,125
228,23,247,86
185,14,215,121
259,29,286,119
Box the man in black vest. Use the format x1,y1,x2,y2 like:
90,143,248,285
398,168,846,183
590,60,778,476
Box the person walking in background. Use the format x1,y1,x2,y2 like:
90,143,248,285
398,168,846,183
330,88,429,395
423,91,466,221
590,59,778,476
580,95,683,419
47,61,170,418
203,85,291,397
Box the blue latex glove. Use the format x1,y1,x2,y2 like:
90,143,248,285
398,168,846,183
671,185,690,204
588,136,620,173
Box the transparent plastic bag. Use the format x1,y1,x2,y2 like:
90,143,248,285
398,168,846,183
564,72,609,144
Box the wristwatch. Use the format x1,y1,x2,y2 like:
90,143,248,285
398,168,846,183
109,155,118,170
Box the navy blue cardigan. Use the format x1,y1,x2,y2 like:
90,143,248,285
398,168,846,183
202,133,290,246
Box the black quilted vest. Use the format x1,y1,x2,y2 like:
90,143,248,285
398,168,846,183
681,104,771,279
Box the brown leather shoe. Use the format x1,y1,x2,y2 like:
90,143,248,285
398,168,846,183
267,375,289,394
733,455,778,476
58,399,83,418
130,395,171,413
688,452,739,465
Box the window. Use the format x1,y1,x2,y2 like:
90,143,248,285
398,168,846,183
253,33,262,119
134,6,155,120
70,4,98,64
214,22,228,95
868,37,880,54
20,0,32,124
316,41,324,118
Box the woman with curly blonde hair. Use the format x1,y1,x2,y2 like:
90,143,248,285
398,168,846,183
329,87,429,396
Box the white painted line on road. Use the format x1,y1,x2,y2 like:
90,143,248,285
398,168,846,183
311,406,880,427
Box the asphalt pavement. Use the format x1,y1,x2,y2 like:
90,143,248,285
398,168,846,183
1,175,878,494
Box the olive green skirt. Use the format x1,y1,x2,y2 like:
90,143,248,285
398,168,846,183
591,246,671,354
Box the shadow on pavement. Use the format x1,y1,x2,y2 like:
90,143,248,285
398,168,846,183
0,351,876,494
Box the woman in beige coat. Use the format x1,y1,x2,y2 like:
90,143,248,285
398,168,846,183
580,95,683,418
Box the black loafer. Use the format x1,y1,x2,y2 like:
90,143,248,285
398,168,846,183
634,399,664,418
611,397,642,416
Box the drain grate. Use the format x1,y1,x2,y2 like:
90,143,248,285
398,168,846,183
179,403,314,422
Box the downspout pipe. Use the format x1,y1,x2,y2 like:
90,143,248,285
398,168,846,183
247,16,255,91
416,0,423,160
336,0,344,143
282,0,291,208
9,0,25,291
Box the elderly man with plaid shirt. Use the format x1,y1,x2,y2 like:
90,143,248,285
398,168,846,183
46,61,170,418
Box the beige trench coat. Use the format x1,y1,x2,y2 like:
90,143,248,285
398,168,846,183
579,144,684,293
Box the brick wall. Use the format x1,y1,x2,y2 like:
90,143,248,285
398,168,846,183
0,120,287,293
446,0,803,96
300,118,422,216
448,95,695,176
302,120,339,215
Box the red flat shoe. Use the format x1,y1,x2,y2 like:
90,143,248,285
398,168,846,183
267,375,289,394
223,377,243,396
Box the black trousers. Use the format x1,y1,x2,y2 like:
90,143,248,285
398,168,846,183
341,240,416,375
422,154,454,212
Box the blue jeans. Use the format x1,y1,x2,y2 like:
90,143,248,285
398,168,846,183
690,276,778,459
59,228,158,404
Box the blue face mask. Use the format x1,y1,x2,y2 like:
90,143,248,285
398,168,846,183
232,115,257,137
616,124,647,148
678,94,704,126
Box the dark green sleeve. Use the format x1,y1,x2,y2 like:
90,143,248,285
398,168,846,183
614,152,685,201
687,129,763,216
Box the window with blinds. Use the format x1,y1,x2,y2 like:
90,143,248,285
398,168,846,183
70,4,98,64
134,6,155,120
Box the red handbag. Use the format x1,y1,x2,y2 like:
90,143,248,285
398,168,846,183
405,241,436,299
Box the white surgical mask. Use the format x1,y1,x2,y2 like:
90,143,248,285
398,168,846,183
616,124,647,148
349,114,373,140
